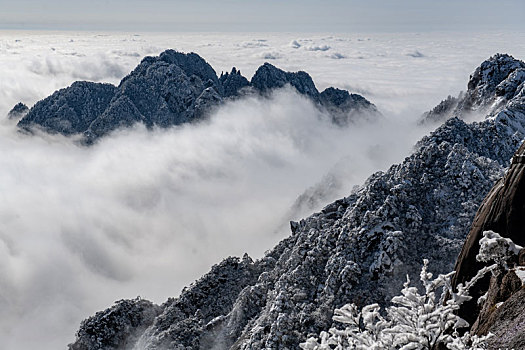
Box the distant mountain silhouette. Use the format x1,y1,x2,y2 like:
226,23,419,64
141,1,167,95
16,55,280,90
14,50,380,143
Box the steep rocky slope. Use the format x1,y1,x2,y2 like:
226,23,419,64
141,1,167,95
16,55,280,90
14,50,379,143
450,139,525,350
421,53,525,124
68,54,525,349
18,82,118,137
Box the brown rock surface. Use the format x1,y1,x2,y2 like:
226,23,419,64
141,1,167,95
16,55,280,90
452,140,525,325
481,286,525,350
471,270,522,336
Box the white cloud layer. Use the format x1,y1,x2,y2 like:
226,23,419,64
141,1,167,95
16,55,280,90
0,88,429,349
0,31,524,349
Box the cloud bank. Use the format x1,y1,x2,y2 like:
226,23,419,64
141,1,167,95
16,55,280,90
0,87,431,349
1,30,525,349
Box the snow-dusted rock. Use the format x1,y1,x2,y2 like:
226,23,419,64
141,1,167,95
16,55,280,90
68,54,525,350
115,50,222,129
6,102,29,121
319,87,380,125
421,53,525,124
84,94,145,141
18,81,117,135
251,62,319,100
420,95,459,125
69,298,161,350
17,51,377,142
219,67,250,98
463,53,525,112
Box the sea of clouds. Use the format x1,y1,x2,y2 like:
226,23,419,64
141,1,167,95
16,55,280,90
0,31,525,349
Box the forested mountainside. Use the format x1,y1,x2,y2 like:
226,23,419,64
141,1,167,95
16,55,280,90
11,50,379,143
69,54,525,349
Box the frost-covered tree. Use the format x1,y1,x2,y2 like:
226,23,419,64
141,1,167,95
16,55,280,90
300,230,522,350
476,230,523,269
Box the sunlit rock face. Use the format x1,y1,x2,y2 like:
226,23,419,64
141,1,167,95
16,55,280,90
15,50,379,143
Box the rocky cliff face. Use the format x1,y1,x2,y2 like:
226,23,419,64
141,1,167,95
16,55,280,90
450,139,525,349
13,50,379,143
68,54,525,350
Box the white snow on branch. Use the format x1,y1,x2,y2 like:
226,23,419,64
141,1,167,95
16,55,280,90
299,231,521,350
477,230,522,269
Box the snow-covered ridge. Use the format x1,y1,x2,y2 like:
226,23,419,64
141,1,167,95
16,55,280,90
12,50,379,143
421,53,525,124
68,53,525,349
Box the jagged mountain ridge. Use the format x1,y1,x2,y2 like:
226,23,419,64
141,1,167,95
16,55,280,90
421,53,525,124
68,54,525,350
14,50,379,142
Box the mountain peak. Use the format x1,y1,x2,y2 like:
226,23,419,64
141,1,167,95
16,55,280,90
251,62,319,99
421,53,525,124
219,67,250,97
467,53,524,90
319,87,379,125
17,50,377,142
7,102,29,121
464,53,525,108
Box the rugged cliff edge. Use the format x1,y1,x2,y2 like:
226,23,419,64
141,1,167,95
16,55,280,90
68,54,525,349
451,140,525,349
13,50,379,143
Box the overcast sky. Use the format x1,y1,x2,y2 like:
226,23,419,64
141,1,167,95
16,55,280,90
0,0,524,32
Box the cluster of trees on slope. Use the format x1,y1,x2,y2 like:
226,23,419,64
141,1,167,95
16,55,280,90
301,231,523,350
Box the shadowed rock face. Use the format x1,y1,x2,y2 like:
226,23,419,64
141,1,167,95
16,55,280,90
452,141,525,323
251,62,320,100
18,81,117,136
69,298,161,350
14,51,378,143
219,67,250,97
450,140,525,346
319,87,379,125
7,102,29,121
67,54,525,350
